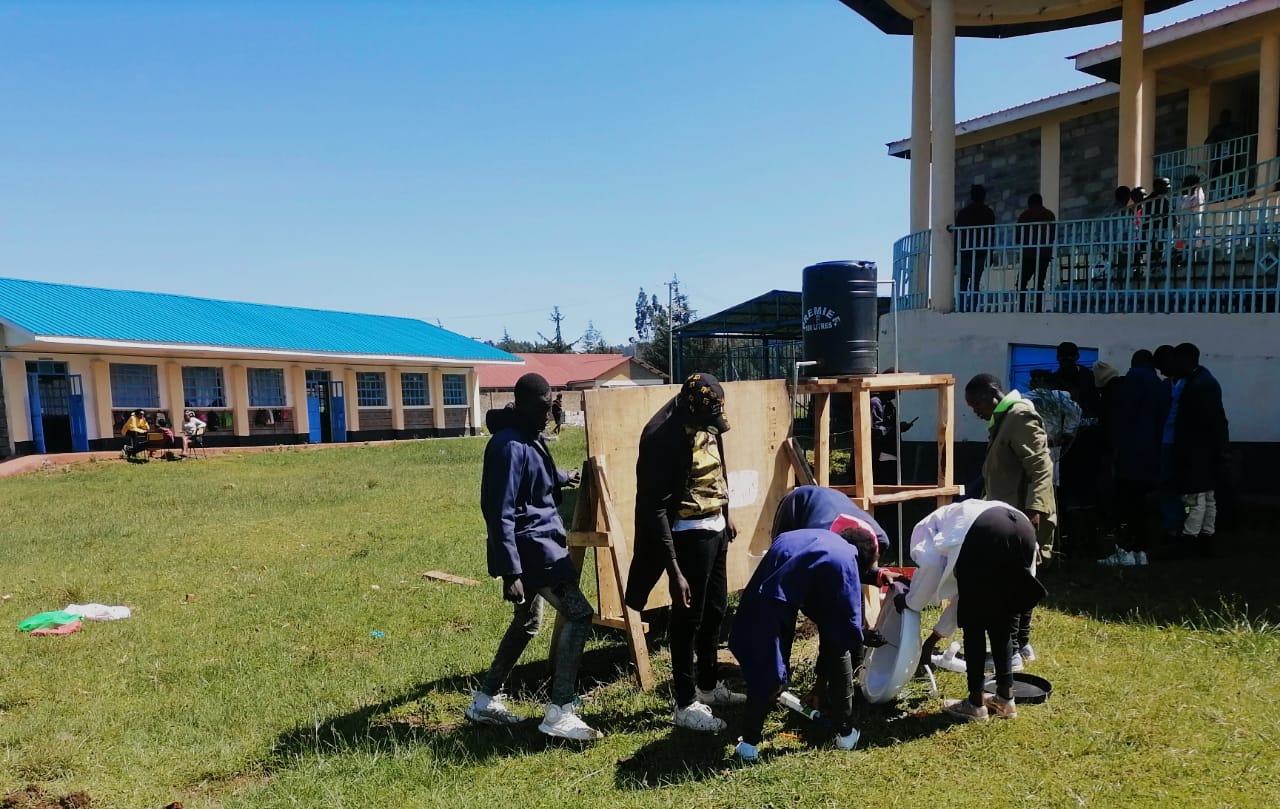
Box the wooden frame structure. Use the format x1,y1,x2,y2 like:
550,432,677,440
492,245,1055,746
796,372,962,510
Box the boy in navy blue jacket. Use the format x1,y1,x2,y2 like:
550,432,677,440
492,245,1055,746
466,373,600,741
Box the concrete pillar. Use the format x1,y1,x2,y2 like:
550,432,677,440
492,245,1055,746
1040,121,1062,215
910,15,931,235
343,369,360,433
290,366,310,438
430,368,446,434
1,357,30,445
1117,0,1145,187
89,359,113,442
164,361,184,424
1187,85,1211,151
468,368,481,436
1141,66,1158,185
390,368,405,432
929,0,956,313
229,364,250,437
1258,33,1280,178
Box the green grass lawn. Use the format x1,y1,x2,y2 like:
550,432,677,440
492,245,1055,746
1,431,1277,808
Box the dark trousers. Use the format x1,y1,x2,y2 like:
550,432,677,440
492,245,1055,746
480,577,594,707
670,528,729,707
1020,248,1053,311
963,613,1015,704
740,634,855,745
1114,478,1153,553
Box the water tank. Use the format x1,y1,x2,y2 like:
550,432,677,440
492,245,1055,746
801,260,879,376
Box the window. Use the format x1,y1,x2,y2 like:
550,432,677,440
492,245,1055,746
25,360,68,375
442,373,467,406
401,373,429,407
182,366,227,408
1008,344,1098,393
248,368,287,407
109,363,160,408
356,372,388,407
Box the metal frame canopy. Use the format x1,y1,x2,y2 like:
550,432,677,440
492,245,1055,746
678,289,802,340
837,0,1194,38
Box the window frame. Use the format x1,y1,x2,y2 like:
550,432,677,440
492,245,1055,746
401,372,430,408
248,367,288,407
355,371,388,408
109,363,160,408
442,373,468,407
181,365,228,409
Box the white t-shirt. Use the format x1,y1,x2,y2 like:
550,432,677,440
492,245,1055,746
183,416,206,436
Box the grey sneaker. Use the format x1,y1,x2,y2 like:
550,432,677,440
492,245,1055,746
942,698,989,722
538,701,603,741
1019,643,1037,662
696,681,747,706
673,700,726,732
464,691,522,726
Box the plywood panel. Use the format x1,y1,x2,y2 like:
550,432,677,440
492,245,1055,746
583,380,792,610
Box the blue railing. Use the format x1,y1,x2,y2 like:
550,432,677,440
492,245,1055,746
891,229,930,311
894,195,1280,314
1153,134,1272,203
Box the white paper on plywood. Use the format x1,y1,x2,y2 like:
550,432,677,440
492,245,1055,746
727,469,759,508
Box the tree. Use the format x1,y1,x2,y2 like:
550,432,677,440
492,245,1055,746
580,321,612,354
493,328,538,353
536,306,579,353
632,276,695,379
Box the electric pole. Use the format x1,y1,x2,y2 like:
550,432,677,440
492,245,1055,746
665,280,675,382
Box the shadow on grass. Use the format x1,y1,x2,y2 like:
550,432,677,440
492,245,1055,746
1039,535,1280,629
268,642,642,767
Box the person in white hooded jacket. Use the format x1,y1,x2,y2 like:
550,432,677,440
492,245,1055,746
898,499,1047,721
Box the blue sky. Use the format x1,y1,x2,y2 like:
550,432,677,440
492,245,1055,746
0,0,1223,347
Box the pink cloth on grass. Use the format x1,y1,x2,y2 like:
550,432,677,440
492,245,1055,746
29,619,83,636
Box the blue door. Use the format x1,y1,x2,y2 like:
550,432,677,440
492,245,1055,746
68,374,89,452
330,380,347,442
26,373,46,454
307,388,323,443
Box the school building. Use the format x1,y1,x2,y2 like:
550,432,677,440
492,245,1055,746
836,0,1280,486
0,277,521,458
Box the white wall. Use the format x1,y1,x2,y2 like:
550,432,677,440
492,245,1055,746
879,310,1278,442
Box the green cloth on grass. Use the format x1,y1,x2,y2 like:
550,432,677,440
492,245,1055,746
18,610,81,632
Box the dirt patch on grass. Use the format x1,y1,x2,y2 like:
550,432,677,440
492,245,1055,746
0,785,92,809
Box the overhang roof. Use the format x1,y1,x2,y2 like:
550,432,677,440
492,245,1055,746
838,0,1194,38
677,290,803,340
1071,0,1279,81
0,277,520,365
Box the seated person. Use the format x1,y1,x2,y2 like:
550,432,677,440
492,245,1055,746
180,410,207,456
902,500,1047,722
119,409,151,456
728,514,879,762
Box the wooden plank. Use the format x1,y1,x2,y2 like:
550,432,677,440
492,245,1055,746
870,486,964,506
567,531,611,548
421,570,480,586
851,387,875,504
813,391,831,487
862,584,882,628
582,380,789,611
938,377,956,508
797,373,954,394
593,461,656,691
786,436,816,487
591,615,650,633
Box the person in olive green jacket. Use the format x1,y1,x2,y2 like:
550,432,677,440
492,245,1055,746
963,373,1057,665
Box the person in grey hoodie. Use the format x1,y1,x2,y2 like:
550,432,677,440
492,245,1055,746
465,373,600,741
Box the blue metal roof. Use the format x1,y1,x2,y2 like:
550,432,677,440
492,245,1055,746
0,277,519,363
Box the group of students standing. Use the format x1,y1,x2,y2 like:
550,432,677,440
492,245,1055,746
469,371,1051,759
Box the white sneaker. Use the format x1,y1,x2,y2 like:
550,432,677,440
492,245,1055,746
734,738,759,762
835,728,860,750
1133,551,1149,566
1018,644,1037,662
696,681,747,706
538,701,603,741
673,700,726,732
1010,653,1025,673
464,691,523,726
1099,549,1136,567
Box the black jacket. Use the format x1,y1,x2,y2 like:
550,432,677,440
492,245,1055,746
624,398,727,611
1172,366,1229,494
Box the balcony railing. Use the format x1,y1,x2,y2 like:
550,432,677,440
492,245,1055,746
892,195,1280,315
1152,135,1280,205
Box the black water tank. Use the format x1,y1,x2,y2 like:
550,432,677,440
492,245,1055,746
801,260,879,376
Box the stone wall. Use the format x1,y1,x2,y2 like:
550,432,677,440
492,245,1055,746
954,128,1041,224
1154,90,1189,166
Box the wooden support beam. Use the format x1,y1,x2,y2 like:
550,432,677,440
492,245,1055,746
786,437,816,487
593,459,656,691
813,392,831,487
567,531,611,548
592,615,650,633
851,387,875,505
